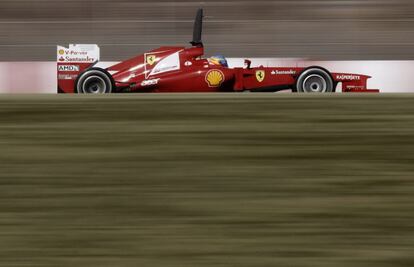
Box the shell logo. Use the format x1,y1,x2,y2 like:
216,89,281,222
205,70,225,87
58,49,65,55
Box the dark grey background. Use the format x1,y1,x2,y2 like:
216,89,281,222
0,0,413,61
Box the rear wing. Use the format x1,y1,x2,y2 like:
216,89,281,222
57,44,100,93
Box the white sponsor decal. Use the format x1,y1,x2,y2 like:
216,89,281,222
59,56,96,63
336,74,361,81
57,44,100,63
121,74,136,83
148,52,181,78
58,74,78,80
345,85,365,89
141,79,160,87
58,65,80,72
271,70,297,75
151,65,179,75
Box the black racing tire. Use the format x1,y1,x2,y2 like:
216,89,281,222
75,68,114,94
295,67,335,93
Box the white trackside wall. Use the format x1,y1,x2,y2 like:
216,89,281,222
0,59,413,93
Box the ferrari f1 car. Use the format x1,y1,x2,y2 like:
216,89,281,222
57,9,379,93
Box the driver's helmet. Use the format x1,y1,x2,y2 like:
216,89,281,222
208,55,229,68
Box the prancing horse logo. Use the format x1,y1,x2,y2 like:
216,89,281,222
256,70,265,82
146,55,157,66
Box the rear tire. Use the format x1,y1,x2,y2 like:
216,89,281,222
76,68,114,94
295,68,334,93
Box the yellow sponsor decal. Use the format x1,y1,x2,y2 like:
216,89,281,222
205,70,225,87
146,55,157,66
58,49,65,55
256,70,265,82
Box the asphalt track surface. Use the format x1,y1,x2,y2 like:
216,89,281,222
0,94,414,266
1,0,414,61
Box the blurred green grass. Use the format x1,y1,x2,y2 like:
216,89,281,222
0,94,414,267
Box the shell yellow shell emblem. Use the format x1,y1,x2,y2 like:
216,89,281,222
58,49,65,55
205,70,225,87
146,55,157,66
256,70,265,82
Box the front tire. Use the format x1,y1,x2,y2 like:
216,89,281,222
295,68,334,93
76,68,114,94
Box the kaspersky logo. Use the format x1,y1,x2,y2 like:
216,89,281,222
336,74,361,81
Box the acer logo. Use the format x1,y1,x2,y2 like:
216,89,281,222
141,79,160,87
58,74,78,80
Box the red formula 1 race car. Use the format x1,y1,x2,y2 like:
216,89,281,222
57,9,379,94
